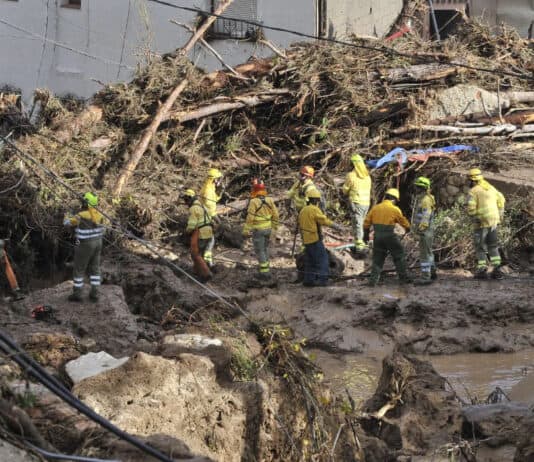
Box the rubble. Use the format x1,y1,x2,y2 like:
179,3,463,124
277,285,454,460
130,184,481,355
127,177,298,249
65,351,129,384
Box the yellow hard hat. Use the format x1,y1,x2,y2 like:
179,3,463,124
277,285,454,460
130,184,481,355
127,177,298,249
385,188,400,200
83,192,98,207
307,189,322,199
469,168,483,181
300,166,315,178
351,153,363,163
183,189,196,198
207,168,222,179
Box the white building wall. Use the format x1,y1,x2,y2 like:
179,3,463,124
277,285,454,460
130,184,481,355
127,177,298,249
0,0,315,102
470,0,534,37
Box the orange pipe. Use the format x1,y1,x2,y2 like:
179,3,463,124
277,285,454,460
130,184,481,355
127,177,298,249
4,251,19,291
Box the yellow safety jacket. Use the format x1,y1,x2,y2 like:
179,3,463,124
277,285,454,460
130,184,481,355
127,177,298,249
187,200,213,240
467,180,505,228
199,178,221,218
287,179,320,211
412,192,435,232
342,170,371,206
298,204,333,245
364,200,410,231
65,207,105,241
243,192,279,234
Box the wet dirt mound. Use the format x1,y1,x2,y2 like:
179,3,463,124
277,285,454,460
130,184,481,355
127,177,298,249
362,351,462,453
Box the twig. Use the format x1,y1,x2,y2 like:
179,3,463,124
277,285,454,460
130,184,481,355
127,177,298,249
259,39,287,59
330,423,345,459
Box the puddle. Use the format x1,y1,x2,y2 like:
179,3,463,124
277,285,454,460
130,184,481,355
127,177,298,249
429,350,534,404
312,349,534,410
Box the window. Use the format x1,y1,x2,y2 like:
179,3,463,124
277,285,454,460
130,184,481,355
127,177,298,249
61,0,81,9
210,0,258,39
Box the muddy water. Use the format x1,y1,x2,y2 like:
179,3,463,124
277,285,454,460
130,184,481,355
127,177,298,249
313,349,534,407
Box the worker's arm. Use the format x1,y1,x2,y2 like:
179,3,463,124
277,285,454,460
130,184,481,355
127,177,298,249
286,181,299,199
186,207,201,234
314,208,333,227
63,214,80,227
396,208,410,231
496,189,505,219
242,200,256,235
270,198,280,231
341,173,352,196
466,191,478,217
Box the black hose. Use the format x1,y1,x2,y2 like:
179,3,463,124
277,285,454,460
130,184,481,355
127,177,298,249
0,329,175,462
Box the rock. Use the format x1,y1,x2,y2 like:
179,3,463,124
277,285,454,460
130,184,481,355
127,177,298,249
159,333,231,370
65,351,129,383
428,85,500,121
73,352,248,462
0,440,40,461
462,402,533,448
22,332,81,369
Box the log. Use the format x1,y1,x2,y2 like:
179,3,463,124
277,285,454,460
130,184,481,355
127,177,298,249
427,108,534,126
375,63,466,83
113,0,235,197
165,89,291,123
216,194,285,215
392,123,518,136
112,80,188,197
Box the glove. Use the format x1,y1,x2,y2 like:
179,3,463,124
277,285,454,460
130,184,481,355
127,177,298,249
418,223,428,233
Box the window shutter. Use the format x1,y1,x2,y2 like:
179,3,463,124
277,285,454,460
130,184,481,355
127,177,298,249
212,0,258,39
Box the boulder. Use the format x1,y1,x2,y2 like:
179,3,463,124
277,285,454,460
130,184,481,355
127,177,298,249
65,351,129,383
0,440,40,461
22,332,81,369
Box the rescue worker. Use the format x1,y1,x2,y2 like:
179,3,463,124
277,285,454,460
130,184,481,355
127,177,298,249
242,179,279,279
364,188,411,286
298,189,342,286
199,168,223,219
412,176,437,285
64,192,104,302
466,168,505,279
0,239,24,300
287,166,321,212
342,153,372,253
183,189,214,280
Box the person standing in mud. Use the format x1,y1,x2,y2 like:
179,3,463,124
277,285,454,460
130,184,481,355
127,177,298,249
298,189,343,286
64,192,104,302
199,168,223,268
342,154,372,255
183,189,213,282
467,168,505,280
364,188,412,286
287,166,322,212
242,179,279,280
412,176,437,285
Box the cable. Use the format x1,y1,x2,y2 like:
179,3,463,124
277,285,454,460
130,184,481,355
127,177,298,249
0,330,175,462
0,18,135,70
25,441,120,462
146,0,534,81
0,134,251,321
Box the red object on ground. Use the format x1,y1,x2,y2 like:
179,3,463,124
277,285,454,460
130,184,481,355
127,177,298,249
385,24,411,42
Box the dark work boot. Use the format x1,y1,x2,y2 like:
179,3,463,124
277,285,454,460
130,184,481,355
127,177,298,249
474,268,489,280
414,273,433,286
68,287,83,302
89,286,99,302
491,266,504,280
430,267,438,280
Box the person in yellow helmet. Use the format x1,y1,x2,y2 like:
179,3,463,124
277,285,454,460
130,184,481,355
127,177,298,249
364,188,411,286
466,168,506,279
183,189,213,280
243,179,280,279
286,166,322,211
342,153,372,253
412,176,437,285
64,192,105,302
298,189,343,286
199,168,223,219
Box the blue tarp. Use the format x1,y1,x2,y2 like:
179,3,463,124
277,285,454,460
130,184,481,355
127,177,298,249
366,145,478,169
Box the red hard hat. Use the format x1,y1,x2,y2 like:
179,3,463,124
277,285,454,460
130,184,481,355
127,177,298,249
251,178,265,192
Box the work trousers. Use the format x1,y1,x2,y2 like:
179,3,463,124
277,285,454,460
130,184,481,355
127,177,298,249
252,228,271,274
369,230,408,284
417,228,435,278
73,238,102,289
473,227,501,269
350,203,369,246
199,236,215,266
303,240,329,286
